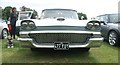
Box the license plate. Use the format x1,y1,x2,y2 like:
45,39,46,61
54,42,69,50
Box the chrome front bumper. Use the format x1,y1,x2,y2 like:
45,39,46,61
18,38,103,48
18,30,103,48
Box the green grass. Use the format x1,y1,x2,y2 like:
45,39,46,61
1,39,119,63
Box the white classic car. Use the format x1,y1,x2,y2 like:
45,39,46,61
0,18,8,39
16,9,103,51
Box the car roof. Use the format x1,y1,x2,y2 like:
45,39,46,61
42,9,77,12
97,13,118,17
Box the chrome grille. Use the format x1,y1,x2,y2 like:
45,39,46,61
29,33,92,44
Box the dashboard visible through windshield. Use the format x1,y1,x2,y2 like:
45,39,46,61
40,9,78,19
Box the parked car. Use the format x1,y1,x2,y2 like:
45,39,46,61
0,18,8,39
98,14,120,46
17,9,103,51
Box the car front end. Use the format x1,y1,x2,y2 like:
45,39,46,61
17,9,103,51
17,19,103,50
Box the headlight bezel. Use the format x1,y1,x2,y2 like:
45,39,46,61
21,20,36,30
21,22,28,28
86,21,101,30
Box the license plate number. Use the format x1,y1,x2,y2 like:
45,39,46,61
54,42,69,50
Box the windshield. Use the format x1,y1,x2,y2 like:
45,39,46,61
40,9,78,19
19,12,32,20
97,15,108,23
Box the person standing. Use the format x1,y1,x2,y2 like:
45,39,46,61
9,7,18,39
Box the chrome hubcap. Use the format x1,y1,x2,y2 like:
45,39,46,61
2,29,8,39
109,32,117,45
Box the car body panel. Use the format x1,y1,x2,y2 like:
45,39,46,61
0,18,8,38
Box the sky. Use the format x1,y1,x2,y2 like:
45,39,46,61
0,0,120,19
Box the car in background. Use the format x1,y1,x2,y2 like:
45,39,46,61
97,14,120,46
17,9,103,51
0,18,8,39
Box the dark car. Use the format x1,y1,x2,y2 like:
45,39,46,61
98,14,120,46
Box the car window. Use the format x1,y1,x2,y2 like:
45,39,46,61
109,14,118,23
97,15,108,23
41,9,78,19
19,12,32,20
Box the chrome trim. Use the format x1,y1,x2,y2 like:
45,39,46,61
19,30,101,35
32,42,90,48
89,38,103,41
17,38,33,41
18,37,103,48
19,34,29,38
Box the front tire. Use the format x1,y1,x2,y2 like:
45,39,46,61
2,29,8,39
108,31,120,46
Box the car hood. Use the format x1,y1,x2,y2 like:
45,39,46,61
34,19,89,27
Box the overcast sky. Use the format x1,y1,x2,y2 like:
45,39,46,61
0,0,120,19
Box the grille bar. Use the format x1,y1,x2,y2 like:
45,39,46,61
29,33,92,44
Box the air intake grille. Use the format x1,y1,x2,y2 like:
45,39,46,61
29,33,92,44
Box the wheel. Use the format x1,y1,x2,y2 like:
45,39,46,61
108,31,120,46
2,29,8,39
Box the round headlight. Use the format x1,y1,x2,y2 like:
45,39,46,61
29,22,35,27
21,22,27,27
94,23,99,26
28,22,35,29
87,23,94,29
86,21,100,30
21,20,36,30
22,22,27,25
29,22,34,25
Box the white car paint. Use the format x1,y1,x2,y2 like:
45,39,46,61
0,18,8,39
16,19,89,27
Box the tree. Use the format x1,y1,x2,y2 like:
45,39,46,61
77,12,87,20
2,6,12,20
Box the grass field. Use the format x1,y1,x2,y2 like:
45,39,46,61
1,39,119,63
